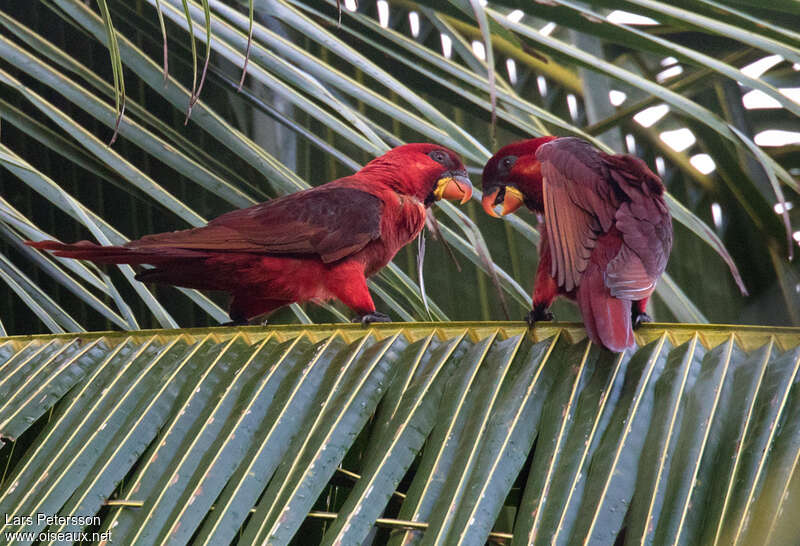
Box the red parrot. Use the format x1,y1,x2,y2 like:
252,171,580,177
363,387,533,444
27,144,472,325
481,137,672,352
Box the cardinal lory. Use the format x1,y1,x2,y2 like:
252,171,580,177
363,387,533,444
27,144,472,325
481,137,672,352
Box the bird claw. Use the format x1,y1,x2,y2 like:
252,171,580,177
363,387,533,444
353,312,392,325
525,305,554,328
632,311,652,330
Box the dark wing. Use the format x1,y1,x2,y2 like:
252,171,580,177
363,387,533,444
536,137,619,292
605,156,672,299
130,185,383,263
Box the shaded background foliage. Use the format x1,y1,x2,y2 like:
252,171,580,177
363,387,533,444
0,0,798,335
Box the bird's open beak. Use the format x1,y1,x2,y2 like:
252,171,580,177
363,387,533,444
481,186,524,217
433,171,473,204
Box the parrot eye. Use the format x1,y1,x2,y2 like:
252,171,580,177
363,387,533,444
500,156,517,172
429,150,448,165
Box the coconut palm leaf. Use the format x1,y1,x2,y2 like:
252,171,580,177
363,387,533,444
1,323,799,544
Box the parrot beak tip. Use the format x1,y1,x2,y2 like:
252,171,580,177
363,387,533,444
481,188,502,218
500,186,524,216
481,186,524,217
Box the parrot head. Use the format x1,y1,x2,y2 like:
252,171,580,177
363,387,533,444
361,143,472,206
481,136,557,217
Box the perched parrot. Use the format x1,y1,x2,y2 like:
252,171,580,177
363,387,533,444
27,143,472,325
481,136,672,351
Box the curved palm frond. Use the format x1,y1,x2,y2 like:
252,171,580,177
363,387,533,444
1,323,799,544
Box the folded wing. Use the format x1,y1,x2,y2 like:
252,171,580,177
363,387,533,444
604,155,672,300
131,184,383,263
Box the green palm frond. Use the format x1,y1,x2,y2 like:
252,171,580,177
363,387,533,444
1,323,799,544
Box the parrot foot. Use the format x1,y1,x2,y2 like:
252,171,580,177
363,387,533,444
632,311,652,330
354,312,391,325
525,304,554,328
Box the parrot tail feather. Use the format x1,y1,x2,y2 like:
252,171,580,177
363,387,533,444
25,240,146,264
25,240,205,265
577,264,635,352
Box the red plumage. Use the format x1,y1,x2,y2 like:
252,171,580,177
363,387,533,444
482,137,672,352
27,144,472,324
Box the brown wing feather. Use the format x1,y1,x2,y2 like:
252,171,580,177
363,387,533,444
601,153,672,299
607,196,672,299
602,155,672,280
537,137,671,297
129,184,383,263
537,138,618,292
543,180,597,290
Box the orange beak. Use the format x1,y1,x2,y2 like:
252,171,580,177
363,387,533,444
433,172,473,204
481,186,524,217
482,188,501,217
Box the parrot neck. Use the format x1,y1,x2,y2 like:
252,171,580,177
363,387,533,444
358,161,435,203
515,176,544,212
